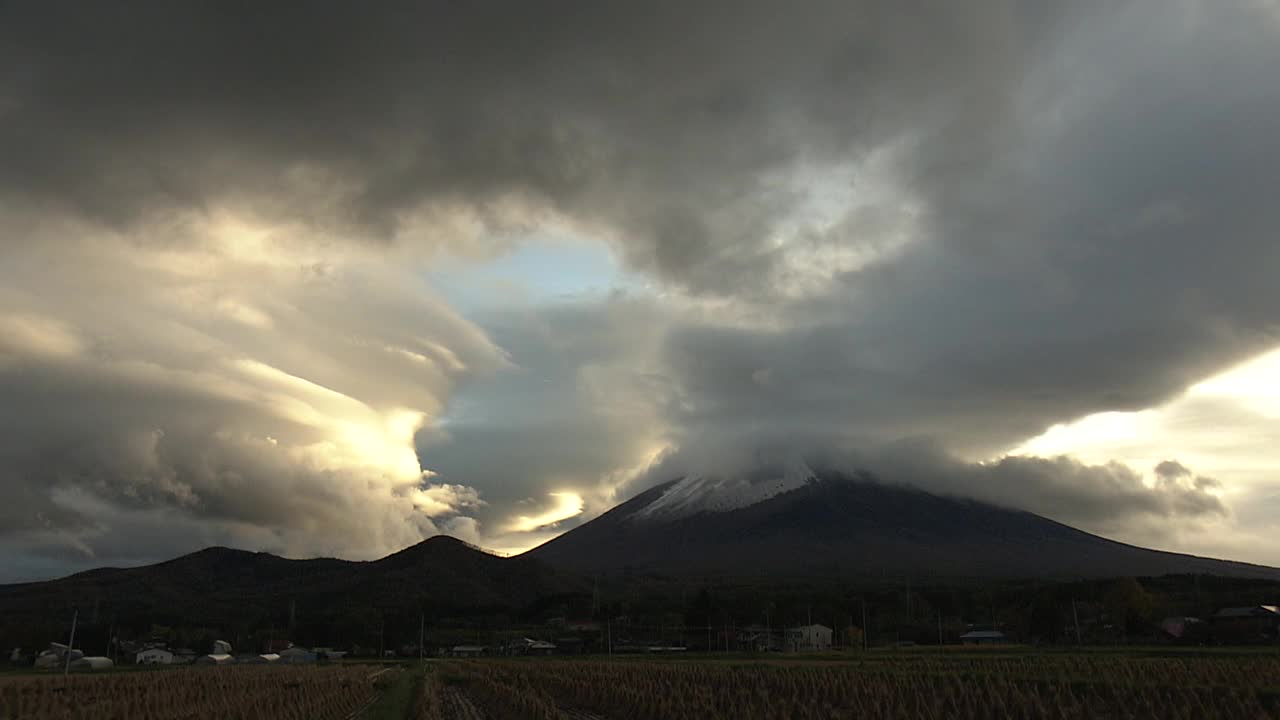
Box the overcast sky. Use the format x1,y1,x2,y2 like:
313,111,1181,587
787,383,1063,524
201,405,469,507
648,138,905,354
2,0,1278,580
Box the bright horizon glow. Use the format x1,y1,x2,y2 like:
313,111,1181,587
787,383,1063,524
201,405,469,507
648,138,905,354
1009,345,1280,491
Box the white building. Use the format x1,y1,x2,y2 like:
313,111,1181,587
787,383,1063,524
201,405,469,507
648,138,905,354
70,657,115,672
194,653,235,666
785,624,833,652
33,643,83,670
136,647,174,665
959,630,1007,645
212,640,233,655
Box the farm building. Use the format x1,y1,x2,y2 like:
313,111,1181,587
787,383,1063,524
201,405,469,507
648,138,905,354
136,647,174,665
505,638,558,656
33,643,83,670
278,647,317,664
785,625,832,652
238,653,280,664
960,630,1008,645
1158,616,1207,643
173,649,197,664
738,625,780,652
213,640,233,655
195,653,235,666
1212,606,1279,643
450,645,486,657
70,657,114,672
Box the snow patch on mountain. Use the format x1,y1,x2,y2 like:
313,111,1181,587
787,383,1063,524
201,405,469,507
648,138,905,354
634,457,818,521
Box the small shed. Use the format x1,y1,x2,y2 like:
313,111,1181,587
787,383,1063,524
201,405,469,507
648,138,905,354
136,647,174,665
70,656,115,672
195,653,235,666
960,630,1008,645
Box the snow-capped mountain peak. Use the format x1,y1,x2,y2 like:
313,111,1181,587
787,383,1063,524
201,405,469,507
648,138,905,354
633,456,818,521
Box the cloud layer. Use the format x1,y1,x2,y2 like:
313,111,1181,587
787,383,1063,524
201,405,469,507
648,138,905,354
2,0,1279,576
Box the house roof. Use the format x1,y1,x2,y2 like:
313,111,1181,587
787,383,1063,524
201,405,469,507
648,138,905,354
1214,606,1279,618
960,630,1007,639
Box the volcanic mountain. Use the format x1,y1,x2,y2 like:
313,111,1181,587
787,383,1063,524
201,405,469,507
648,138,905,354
527,463,1280,581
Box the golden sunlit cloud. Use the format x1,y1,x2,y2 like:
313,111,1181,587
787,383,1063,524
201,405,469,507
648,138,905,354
505,492,585,533
1008,345,1280,489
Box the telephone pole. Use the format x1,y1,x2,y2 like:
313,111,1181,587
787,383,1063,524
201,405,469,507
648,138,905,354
64,610,78,678
861,599,868,651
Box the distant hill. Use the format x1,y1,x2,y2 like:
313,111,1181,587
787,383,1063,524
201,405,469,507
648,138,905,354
0,536,585,652
526,467,1280,581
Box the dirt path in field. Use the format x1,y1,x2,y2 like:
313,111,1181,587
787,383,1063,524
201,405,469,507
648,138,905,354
441,685,487,720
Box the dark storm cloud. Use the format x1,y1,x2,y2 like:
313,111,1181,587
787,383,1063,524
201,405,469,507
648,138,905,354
655,0,1280,457
0,0,1069,281
3,0,1280,574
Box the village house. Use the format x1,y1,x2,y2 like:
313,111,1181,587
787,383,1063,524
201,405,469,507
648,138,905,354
1158,616,1207,644
960,630,1008,645
785,624,832,652
135,647,175,665
278,646,317,663
33,643,82,670
1212,606,1280,644
738,625,780,652
504,638,558,656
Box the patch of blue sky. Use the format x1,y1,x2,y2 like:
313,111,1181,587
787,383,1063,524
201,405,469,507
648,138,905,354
425,233,649,312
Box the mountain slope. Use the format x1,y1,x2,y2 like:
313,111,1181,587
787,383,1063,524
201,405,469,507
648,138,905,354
0,536,585,650
527,471,1280,581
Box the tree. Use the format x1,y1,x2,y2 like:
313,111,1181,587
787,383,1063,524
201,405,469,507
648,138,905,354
1105,578,1153,642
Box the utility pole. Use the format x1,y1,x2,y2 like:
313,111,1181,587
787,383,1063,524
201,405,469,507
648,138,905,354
607,616,612,657
765,608,771,653
419,613,425,663
64,609,78,678
861,599,868,651
907,577,913,619
937,610,943,648
1072,599,1082,645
